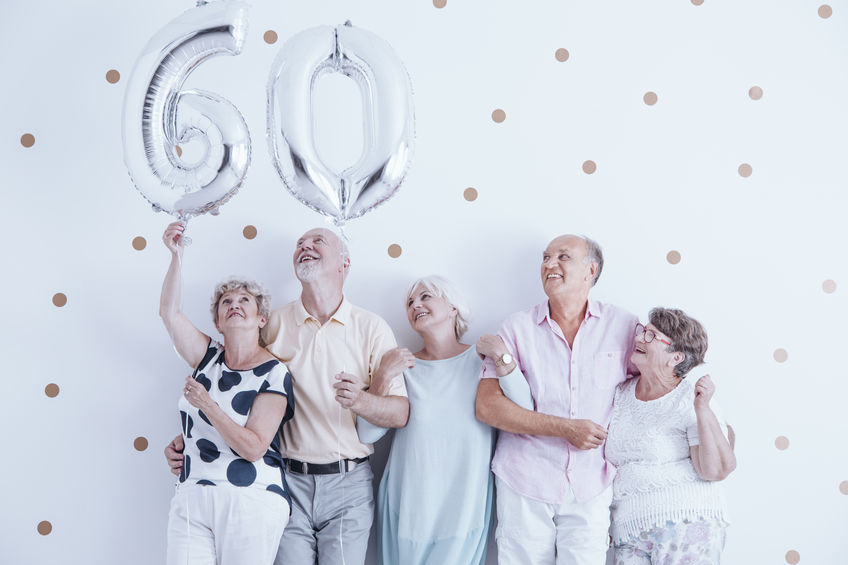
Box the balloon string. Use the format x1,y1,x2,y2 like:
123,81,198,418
337,237,347,565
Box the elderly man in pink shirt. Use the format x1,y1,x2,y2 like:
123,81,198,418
476,234,637,565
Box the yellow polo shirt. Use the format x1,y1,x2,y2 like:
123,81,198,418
262,298,406,463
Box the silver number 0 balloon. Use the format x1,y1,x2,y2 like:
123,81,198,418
122,0,251,220
267,22,415,226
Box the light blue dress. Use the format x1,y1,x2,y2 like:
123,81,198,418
371,347,496,565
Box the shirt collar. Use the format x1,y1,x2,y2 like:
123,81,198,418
295,296,351,326
534,298,601,325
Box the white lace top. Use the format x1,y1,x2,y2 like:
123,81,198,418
605,377,729,543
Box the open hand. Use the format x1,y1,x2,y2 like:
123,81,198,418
373,348,415,394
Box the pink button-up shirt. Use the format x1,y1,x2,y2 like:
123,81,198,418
482,300,637,503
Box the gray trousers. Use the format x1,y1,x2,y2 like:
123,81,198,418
274,460,374,565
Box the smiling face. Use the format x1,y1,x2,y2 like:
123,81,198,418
406,284,457,337
631,322,682,378
215,288,266,334
540,235,596,299
293,228,348,284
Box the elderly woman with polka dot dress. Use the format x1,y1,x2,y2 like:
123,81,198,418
160,221,294,565
605,307,736,564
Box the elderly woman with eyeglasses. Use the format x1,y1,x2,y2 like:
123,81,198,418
604,307,735,565
159,221,294,565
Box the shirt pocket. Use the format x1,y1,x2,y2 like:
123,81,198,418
592,351,626,389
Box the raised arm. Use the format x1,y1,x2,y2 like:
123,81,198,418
689,375,736,481
159,221,209,368
475,379,606,449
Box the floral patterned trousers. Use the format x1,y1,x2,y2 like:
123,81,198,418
613,518,726,565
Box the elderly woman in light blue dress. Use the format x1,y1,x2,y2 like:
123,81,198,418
359,276,532,565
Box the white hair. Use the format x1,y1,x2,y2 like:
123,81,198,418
405,275,471,339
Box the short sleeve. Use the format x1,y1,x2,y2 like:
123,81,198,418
368,317,407,398
260,362,290,397
686,398,729,446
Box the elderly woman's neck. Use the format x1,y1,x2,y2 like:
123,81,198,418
416,329,468,361
636,370,683,401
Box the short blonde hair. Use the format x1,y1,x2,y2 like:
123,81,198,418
210,278,272,344
405,275,471,340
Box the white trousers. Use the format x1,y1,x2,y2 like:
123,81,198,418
167,483,289,565
495,477,613,565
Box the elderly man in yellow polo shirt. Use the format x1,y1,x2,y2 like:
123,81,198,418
164,227,409,565
265,227,410,565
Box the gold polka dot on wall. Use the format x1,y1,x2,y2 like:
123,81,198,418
582,160,597,174
134,437,149,451
387,244,402,258
555,48,569,62
666,250,681,265
433,0,447,8
105,69,120,84
45,383,60,398
52,293,67,307
243,225,257,240
749,86,763,100
774,348,788,363
491,109,506,123
37,521,52,536
785,550,800,565
463,187,478,202
738,163,752,178
263,30,278,44
775,436,790,450
21,133,35,148
132,236,147,251
175,145,183,157
643,91,658,106
839,480,848,495
823,279,837,293
819,4,832,18
691,0,704,5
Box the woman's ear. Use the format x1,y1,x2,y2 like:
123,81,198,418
258,316,267,329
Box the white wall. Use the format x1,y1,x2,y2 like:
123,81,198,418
3,1,847,563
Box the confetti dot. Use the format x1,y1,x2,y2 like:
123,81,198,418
132,236,147,251
175,145,183,157
463,187,478,201
134,437,149,451
749,86,763,100
263,30,278,44
37,521,52,536
775,436,790,450
555,48,569,62
819,4,832,18
666,250,681,265
582,160,597,174
786,550,800,564
738,163,752,177
21,133,35,148
691,0,704,5
643,91,658,106
45,384,60,398
388,244,402,258
52,293,67,307
433,0,447,8
243,225,257,240
491,109,506,123
839,481,848,495
823,279,837,293
105,69,120,84
774,348,788,363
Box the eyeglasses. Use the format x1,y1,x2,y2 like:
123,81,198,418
635,323,672,346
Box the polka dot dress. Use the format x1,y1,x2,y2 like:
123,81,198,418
178,340,294,504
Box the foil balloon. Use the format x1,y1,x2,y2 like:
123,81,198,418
267,22,415,226
122,0,251,220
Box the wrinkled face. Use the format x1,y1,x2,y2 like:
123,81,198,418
215,288,265,333
631,322,678,376
540,235,595,298
406,285,456,335
293,228,347,283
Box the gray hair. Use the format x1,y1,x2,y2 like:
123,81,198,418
210,277,272,345
649,307,708,378
580,235,604,286
405,275,471,340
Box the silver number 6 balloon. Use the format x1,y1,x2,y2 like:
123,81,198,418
122,0,251,220
267,22,415,226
